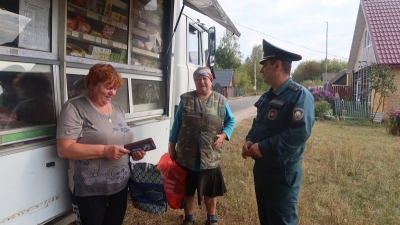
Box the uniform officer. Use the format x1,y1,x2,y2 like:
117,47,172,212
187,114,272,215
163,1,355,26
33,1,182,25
241,39,315,225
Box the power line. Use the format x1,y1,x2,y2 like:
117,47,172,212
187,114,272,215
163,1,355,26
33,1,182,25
233,22,350,61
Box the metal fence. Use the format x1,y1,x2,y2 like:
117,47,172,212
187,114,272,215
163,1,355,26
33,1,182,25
333,100,370,118
225,87,245,98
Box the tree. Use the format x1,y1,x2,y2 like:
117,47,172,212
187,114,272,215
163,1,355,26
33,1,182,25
366,63,397,122
292,59,348,84
292,60,321,83
241,44,270,93
215,29,242,70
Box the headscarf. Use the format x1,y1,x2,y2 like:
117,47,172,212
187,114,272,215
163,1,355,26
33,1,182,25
193,66,213,82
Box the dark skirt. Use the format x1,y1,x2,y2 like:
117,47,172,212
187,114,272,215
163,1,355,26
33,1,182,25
185,166,227,205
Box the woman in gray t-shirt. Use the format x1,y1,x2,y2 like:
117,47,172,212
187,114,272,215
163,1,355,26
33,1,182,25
56,64,145,225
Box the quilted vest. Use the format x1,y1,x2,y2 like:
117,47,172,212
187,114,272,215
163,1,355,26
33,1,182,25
176,91,226,170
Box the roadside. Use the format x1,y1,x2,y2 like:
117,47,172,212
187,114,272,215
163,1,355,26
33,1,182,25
233,106,257,122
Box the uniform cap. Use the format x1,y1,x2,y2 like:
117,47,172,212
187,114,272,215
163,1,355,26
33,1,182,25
259,39,302,64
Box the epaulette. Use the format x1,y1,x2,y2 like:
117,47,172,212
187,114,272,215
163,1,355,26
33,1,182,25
288,84,300,91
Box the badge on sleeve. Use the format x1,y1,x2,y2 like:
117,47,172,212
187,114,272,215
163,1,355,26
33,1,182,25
293,108,304,121
268,109,278,120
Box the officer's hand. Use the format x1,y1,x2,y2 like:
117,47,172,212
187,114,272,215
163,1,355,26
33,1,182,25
241,141,253,159
249,143,262,158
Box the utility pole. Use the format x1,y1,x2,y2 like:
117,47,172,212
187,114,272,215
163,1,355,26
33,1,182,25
254,60,257,95
325,21,328,90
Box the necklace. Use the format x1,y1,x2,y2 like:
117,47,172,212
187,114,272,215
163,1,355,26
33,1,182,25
107,103,112,123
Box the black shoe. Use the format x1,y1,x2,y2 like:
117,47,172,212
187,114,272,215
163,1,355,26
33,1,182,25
204,220,218,225
182,219,195,225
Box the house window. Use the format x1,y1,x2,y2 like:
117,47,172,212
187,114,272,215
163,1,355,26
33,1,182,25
364,29,371,48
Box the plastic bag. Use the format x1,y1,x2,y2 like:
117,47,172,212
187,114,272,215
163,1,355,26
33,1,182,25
157,153,187,209
129,162,167,215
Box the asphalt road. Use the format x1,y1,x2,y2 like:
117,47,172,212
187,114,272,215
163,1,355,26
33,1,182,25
228,96,259,122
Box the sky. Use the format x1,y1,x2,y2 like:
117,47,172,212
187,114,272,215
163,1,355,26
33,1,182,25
184,0,361,72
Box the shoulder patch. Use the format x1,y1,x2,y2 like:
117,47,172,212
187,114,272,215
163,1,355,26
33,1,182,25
293,108,304,121
288,84,300,91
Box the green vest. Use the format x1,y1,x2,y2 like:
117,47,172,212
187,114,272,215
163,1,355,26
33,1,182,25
176,91,226,170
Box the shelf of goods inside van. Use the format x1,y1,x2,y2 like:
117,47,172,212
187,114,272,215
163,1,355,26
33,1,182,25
66,30,127,50
67,2,128,30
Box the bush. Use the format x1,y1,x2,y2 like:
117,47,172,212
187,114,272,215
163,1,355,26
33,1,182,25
314,100,331,117
310,89,336,104
386,109,400,135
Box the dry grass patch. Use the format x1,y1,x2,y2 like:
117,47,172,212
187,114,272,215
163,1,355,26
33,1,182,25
123,119,400,225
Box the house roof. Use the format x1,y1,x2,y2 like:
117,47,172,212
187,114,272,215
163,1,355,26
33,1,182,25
347,0,400,72
213,69,233,87
363,0,400,65
329,70,347,84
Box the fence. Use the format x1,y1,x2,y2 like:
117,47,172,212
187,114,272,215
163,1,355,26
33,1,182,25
333,100,370,118
309,85,352,100
225,87,245,98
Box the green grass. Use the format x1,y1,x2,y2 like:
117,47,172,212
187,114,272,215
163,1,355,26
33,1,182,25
123,119,400,225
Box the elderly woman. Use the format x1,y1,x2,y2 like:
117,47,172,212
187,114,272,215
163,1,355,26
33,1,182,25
169,66,235,225
56,64,145,225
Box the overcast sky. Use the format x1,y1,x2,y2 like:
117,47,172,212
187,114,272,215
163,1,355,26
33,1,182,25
185,0,361,72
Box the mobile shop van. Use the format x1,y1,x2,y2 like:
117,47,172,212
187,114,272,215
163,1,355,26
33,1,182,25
0,0,240,224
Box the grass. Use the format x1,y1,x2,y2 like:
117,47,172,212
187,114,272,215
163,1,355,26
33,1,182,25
123,119,400,225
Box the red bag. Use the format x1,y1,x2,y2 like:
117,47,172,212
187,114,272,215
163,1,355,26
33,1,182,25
157,153,187,209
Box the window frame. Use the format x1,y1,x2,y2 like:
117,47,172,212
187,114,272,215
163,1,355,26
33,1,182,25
187,23,204,66
364,29,372,48
0,60,61,147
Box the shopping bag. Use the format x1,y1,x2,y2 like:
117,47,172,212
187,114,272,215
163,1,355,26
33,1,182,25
128,162,167,215
157,153,187,209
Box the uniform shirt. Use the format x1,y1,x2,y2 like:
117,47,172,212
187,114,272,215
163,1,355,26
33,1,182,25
56,96,134,196
246,78,314,169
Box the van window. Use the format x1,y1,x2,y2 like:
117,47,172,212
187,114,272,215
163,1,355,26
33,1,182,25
188,24,202,65
0,0,51,52
0,61,55,146
130,79,165,112
66,74,129,113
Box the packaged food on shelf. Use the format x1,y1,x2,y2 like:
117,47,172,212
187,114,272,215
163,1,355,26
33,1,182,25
133,39,145,49
137,21,146,30
67,43,87,57
138,57,148,66
72,0,86,7
144,41,154,51
103,0,112,17
118,49,127,63
91,0,106,14
101,24,115,39
131,57,140,66
110,52,121,62
88,45,111,61
76,16,91,34
132,0,142,10
67,18,78,31
110,11,127,24
90,29,102,37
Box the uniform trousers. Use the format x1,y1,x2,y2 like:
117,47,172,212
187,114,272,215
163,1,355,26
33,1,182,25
253,161,302,225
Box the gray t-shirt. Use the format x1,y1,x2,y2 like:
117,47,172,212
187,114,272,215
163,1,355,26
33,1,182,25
56,96,134,196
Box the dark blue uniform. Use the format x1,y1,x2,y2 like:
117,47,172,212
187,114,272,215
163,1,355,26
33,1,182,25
246,78,315,225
